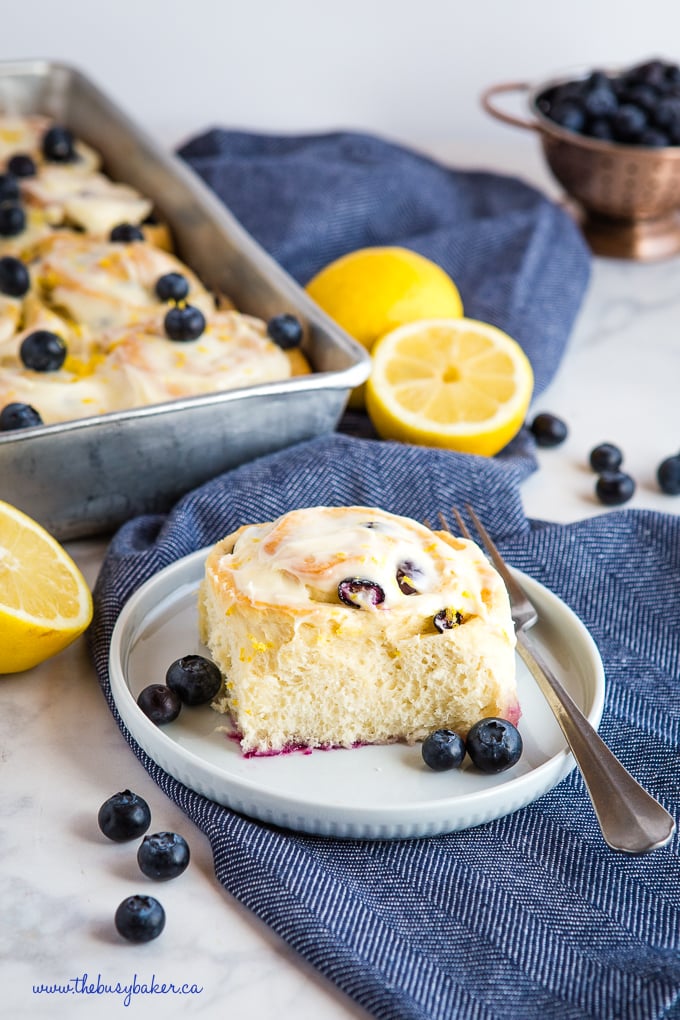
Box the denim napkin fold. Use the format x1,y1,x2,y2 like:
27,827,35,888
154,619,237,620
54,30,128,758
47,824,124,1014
91,434,680,1020
178,129,591,395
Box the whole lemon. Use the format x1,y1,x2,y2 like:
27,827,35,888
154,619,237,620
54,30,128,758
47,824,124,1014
305,246,463,353
305,246,463,407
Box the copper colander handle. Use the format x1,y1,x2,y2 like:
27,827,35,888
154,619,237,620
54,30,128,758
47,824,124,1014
481,81,539,132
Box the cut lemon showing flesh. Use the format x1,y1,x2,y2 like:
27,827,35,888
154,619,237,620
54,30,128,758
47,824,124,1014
0,500,93,673
365,318,534,456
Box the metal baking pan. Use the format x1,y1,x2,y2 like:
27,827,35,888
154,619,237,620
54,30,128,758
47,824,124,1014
0,59,371,540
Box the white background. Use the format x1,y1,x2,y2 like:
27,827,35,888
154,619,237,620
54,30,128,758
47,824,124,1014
2,0,680,154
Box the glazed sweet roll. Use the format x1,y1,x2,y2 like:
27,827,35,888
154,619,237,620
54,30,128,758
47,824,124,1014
198,505,519,754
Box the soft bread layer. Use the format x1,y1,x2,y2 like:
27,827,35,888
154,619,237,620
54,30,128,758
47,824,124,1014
198,506,519,754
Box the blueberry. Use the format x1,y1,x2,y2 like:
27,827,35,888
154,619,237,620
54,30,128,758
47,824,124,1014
657,455,680,495
7,153,36,178
137,684,182,725
0,402,43,430
0,255,30,297
266,313,303,349
110,222,144,242
549,100,587,133
421,729,466,771
114,894,165,943
137,831,190,881
466,718,523,774
583,86,618,118
640,128,670,147
337,578,385,609
433,608,463,632
166,654,222,706
155,272,189,303
0,173,19,202
595,470,636,506
42,125,77,163
396,560,422,595
586,118,615,141
98,789,152,842
20,330,67,372
589,442,623,473
529,412,568,448
612,103,648,142
0,202,26,237
164,304,206,341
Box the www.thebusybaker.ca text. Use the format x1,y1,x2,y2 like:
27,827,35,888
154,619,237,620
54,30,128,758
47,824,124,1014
32,972,203,1008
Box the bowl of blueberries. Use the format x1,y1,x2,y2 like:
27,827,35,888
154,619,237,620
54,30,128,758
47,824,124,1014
482,57,680,259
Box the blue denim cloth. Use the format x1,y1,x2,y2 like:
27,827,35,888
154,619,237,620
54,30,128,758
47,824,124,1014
178,129,591,395
91,435,680,1020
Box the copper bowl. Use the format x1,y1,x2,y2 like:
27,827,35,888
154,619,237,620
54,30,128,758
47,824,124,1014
482,68,680,260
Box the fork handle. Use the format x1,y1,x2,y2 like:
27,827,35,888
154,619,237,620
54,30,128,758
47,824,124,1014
517,634,675,854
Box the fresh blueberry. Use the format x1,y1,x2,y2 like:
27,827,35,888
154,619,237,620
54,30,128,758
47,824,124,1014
137,832,190,881
421,729,466,771
137,684,182,725
466,718,523,773
0,402,43,430
337,578,385,609
20,330,67,372
0,173,19,202
97,789,152,842
109,222,144,242
164,304,206,341
7,153,36,178
266,314,303,349
657,455,680,495
42,125,77,163
640,128,670,147
595,470,636,506
589,442,623,473
0,202,26,237
529,412,568,448
433,608,463,632
165,654,222,706
549,100,587,133
114,895,165,943
586,118,615,141
612,103,648,142
0,255,30,297
155,272,189,303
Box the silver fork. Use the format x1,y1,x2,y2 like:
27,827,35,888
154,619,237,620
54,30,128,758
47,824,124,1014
446,504,675,855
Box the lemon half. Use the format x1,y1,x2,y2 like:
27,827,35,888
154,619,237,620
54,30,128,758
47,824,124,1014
365,318,534,457
0,500,93,673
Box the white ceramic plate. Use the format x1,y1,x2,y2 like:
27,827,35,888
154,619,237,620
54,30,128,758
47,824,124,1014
109,549,605,840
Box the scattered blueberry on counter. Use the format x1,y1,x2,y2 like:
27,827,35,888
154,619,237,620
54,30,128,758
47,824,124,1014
97,790,152,842
657,454,680,495
137,832,191,881
422,718,523,774
589,442,623,473
529,412,568,447
595,470,637,506
114,894,166,943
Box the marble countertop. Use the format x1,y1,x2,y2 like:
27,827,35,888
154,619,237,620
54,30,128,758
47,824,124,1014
3,137,680,1019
